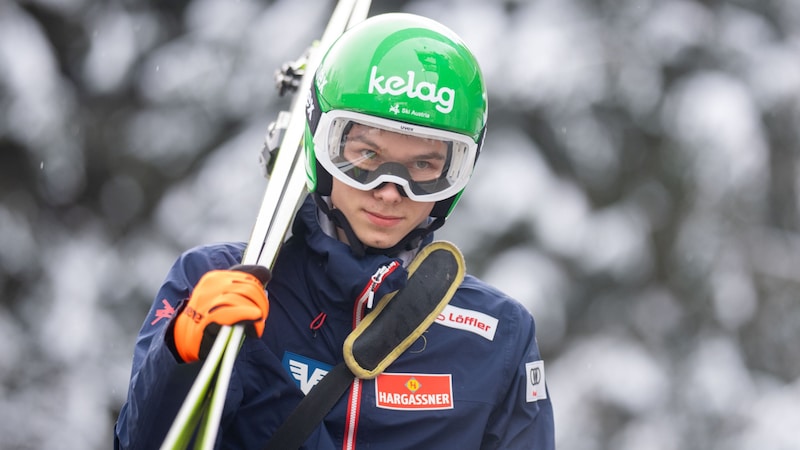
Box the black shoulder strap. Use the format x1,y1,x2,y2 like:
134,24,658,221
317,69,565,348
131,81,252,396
264,362,353,450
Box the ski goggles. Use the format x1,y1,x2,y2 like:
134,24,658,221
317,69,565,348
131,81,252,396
313,110,478,202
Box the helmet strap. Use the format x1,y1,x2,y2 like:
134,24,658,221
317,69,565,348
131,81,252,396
315,160,333,196
430,197,457,218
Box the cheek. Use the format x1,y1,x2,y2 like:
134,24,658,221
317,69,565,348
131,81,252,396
413,202,436,221
330,179,352,208
330,183,342,206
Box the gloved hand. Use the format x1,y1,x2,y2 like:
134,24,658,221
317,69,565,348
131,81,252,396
171,264,271,363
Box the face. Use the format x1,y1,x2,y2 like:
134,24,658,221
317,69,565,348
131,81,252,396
330,124,443,249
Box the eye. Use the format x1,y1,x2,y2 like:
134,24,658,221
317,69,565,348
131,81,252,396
412,160,432,170
350,147,381,170
407,159,444,181
360,149,378,161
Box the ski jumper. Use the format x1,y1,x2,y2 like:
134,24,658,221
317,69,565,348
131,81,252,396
115,197,555,449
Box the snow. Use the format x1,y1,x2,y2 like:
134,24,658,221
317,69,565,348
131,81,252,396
2,0,800,448
82,8,141,93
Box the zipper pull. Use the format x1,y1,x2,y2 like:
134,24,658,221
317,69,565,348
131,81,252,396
366,261,399,309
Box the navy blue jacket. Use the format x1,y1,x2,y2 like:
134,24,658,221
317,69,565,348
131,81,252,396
115,197,554,449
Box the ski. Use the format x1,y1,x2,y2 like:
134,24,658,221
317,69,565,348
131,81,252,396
160,1,372,448
160,324,236,449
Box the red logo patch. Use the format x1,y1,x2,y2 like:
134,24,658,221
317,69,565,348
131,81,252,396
150,299,176,325
375,373,454,410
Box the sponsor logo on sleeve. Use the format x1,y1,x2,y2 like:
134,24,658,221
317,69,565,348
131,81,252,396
435,304,498,341
282,352,332,395
375,373,454,411
150,299,176,325
525,360,547,403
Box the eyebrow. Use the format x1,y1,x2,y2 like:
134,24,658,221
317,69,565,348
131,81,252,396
348,133,381,150
413,150,447,160
347,134,447,160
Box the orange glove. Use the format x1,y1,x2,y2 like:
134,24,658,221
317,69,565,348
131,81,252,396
172,265,270,363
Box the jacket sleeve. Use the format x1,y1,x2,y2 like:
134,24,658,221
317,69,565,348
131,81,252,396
114,244,243,450
482,303,555,450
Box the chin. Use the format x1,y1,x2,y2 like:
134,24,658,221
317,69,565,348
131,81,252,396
360,235,399,250
363,240,392,250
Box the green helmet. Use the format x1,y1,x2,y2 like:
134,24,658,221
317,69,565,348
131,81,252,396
304,13,487,218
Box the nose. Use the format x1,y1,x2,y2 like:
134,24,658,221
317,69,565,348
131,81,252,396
373,182,406,202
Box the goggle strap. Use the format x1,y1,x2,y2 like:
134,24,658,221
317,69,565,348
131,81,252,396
306,84,324,135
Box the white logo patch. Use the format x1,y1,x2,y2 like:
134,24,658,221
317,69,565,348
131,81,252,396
368,66,455,114
289,360,328,395
525,360,547,403
435,304,498,341
282,352,331,395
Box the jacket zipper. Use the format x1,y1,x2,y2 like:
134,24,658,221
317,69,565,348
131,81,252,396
342,261,400,450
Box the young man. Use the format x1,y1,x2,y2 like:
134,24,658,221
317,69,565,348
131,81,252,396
115,13,554,449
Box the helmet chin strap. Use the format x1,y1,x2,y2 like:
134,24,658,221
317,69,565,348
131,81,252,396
312,193,445,258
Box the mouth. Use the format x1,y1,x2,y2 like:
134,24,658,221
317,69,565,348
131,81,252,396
364,210,402,227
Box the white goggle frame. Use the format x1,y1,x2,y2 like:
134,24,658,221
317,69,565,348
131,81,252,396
313,110,478,202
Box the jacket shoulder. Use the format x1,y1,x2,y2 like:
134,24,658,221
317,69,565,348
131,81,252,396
168,242,248,284
179,241,247,262
457,275,534,320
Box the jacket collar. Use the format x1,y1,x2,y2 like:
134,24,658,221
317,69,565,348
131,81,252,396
292,196,425,305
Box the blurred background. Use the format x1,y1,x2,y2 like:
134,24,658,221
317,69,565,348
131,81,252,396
2,0,800,448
